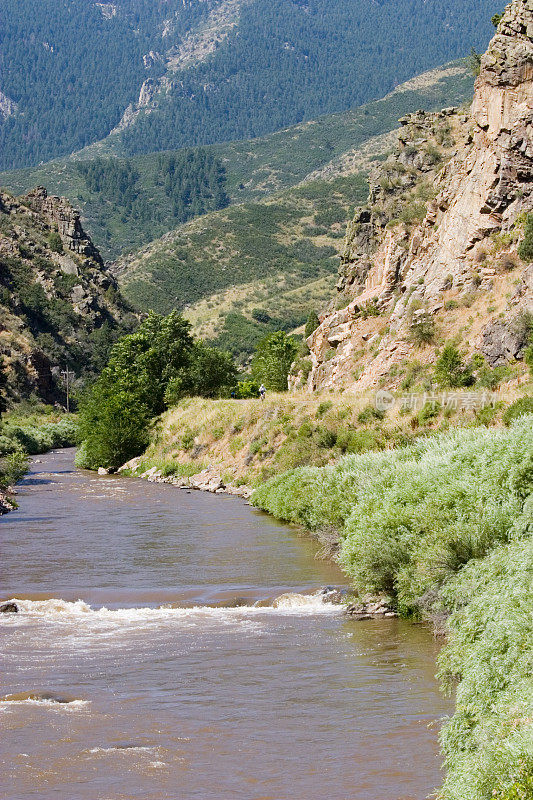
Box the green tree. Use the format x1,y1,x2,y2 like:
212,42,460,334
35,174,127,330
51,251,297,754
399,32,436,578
468,47,482,77
104,311,194,415
186,343,237,399
77,387,151,471
78,311,194,469
0,357,8,418
305,310,320,339
518,213,533,262
251,331,298,392
435,342,475,388
164,342,237,405
78,311,238,468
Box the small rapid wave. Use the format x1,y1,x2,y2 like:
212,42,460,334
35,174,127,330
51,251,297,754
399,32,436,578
3,591,341,623
0,692,90,710
88,745,157,754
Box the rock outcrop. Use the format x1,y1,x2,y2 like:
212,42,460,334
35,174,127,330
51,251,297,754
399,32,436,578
298,0,533,394
0,188,136,403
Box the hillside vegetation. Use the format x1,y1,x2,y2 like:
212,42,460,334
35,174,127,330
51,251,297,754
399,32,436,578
115,173,368,361
0,62,475,259
0,406,78,510
0,189,136,404
130,386,532,495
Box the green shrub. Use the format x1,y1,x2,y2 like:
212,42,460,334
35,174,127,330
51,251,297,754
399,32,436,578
179,428,196,451
48,231,64,253
0,434,18,456
476,363,511,389
316,427,337,449
435,342,474,387
502,397,533,425
518,213,533,262
253,417,533,608
357,405,385,424
438,538,533,800
417,400,441,426
411,311,436,345
316,401,333,418
336,428,384,454
296,358,313,381
360,301,380,319
249,439,263,456
0,450,30,487
236,380,259,399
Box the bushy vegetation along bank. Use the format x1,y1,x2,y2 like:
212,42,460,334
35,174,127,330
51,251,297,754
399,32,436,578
0,407,78,502
252,417,533,800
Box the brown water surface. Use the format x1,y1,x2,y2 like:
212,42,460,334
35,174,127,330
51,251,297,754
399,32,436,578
0,449,450,800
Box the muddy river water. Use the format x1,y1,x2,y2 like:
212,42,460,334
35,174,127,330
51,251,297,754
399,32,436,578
0,449,451,800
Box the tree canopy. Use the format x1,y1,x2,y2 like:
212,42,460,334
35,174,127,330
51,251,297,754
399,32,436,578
77,312,236,469
251,331,298,392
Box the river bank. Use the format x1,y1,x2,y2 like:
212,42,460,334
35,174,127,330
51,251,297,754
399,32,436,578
112,390,533,502
252,415,533,800
0,409,78,515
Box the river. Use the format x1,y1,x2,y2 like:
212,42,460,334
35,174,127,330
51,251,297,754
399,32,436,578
0,449,450,800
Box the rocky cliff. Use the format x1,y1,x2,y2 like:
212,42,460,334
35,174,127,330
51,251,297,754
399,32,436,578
298,0,533,394
0,188,136,404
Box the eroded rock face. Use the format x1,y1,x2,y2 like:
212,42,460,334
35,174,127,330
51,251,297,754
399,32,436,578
301,0,533,394
0,187,136,403
26,187,103,264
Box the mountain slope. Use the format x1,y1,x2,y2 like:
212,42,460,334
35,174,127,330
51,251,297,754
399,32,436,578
118,0,503,157
0,189,136,403
0,61,475,260
0,0,502,170
301,0,533,395
113,172,368,362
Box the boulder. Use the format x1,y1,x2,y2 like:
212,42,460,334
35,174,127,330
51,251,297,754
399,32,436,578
480,318,528,366
0,602,18,613
345,597,398,619
318,586,350,604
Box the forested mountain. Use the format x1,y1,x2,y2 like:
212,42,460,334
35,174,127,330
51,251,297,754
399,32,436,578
121,0,503,157
0,62,474,259
0,0,212,170
1,0,503,170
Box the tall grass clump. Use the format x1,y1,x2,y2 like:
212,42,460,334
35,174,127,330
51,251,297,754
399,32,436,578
438,538,533,800
252,417,533,612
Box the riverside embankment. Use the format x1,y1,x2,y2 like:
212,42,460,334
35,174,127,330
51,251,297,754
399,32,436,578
252,415,533,800
114,390,532,502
